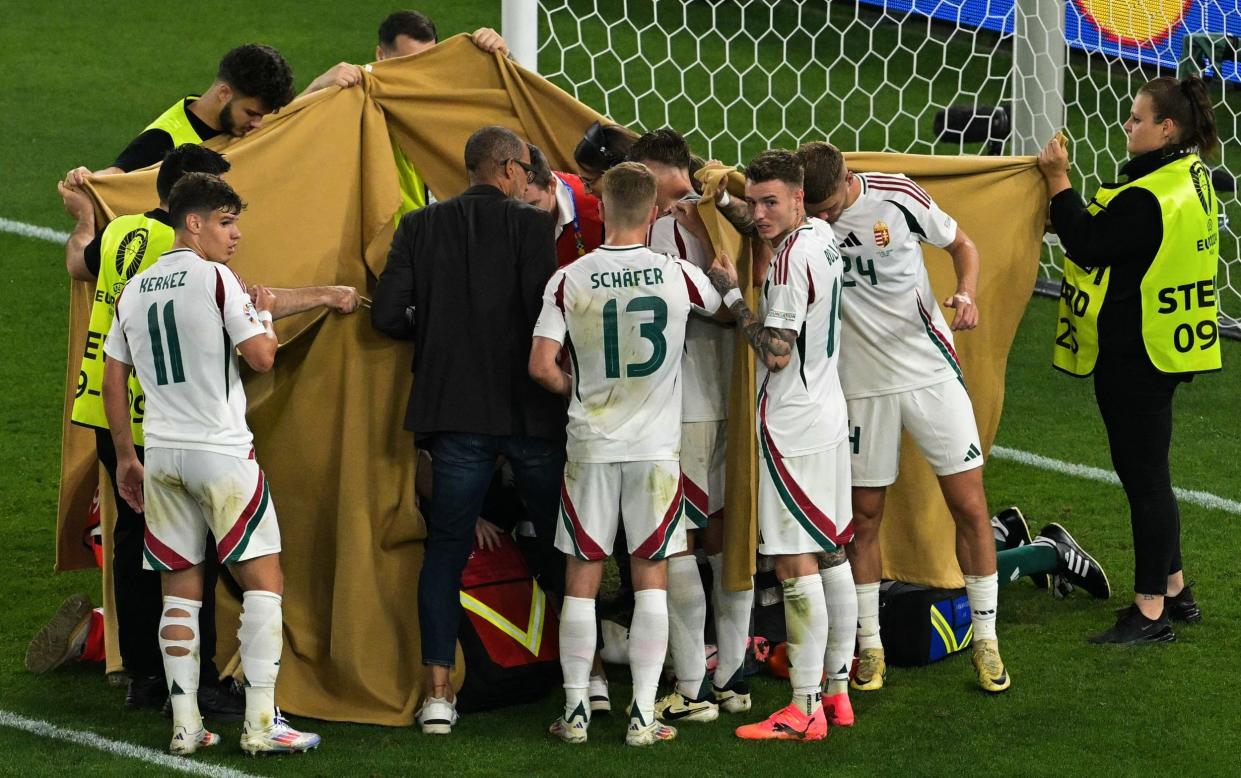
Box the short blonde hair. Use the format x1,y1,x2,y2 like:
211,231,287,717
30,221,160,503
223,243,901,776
599,162,658,229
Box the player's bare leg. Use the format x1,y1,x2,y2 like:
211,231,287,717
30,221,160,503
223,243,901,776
229,553,320,753
703,517,753,713
845,486,887,691
736,553,828,741
552,557,606,743
160,565,219,756
939,468,1009,693
658,532,718,723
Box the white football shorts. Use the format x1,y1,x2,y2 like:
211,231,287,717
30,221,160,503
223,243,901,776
847,378,983,487
555,459,687,561
757,441,853,555
680,420,727,529
142,448,281,571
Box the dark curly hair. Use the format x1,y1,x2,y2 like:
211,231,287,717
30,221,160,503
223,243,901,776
217,44,294,112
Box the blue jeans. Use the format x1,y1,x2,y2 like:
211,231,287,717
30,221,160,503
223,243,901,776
418,432,565,667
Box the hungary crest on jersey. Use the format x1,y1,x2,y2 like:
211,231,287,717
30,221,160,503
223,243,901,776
873,219,891,248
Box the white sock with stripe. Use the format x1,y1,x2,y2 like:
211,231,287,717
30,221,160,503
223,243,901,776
707,553,752,690
629,588,669,725
963,573,999,642
784,574,827,715
159,596,202,733
855,581,882,651
558,596,595,722
239,590,283,732
666,555,707,699
820,560,857,696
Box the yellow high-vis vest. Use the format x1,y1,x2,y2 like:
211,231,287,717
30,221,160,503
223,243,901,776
392,138,428,221
143,96,205,151
71,213,176,444
1054,154,1221,376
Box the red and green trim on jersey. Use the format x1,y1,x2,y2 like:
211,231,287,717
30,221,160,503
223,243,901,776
757,379,853,551
914,293,965,388
217,469,271,565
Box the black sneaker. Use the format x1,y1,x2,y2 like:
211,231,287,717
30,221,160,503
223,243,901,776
1037,523,1110,600
1089,604,1175,645
1165,585,1202,623
162,679,246,721
126,674,169,710
992,507,1046,589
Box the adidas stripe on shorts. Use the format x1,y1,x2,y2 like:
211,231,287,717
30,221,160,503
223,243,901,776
555,460,687,562
757,441,853,555
847,378,983,487
680,420,727,529
142,448,281,571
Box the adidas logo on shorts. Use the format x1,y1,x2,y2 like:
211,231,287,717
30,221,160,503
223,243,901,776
963,443,981,462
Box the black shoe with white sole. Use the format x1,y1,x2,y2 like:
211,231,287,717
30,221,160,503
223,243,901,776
1037,522,1110,600
992,507,1046,589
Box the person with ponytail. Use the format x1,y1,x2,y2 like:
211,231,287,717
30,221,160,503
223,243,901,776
1037,75,1222,644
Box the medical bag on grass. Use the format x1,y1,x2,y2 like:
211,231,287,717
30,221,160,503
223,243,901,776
879,581,973,666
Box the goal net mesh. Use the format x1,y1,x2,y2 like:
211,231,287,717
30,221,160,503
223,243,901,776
536,0,1240,332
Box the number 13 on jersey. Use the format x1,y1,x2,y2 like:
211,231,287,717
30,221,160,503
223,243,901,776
602,296,668,378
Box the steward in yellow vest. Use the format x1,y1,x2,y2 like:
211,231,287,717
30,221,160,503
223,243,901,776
1038,74,1221,644
1053,151,1221,376
71,145,233,444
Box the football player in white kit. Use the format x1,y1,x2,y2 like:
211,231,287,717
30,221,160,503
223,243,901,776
102,173,327,755
529,162,723,747
706,151,856,742
629,129,753,724
796,141,1009,694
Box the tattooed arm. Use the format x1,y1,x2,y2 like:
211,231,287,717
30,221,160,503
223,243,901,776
707,251,794,371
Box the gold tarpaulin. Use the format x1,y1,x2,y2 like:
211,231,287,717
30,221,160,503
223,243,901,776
55,35,1043,725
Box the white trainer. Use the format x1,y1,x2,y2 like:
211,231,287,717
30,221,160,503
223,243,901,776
588,675,611,714
415,695,459,735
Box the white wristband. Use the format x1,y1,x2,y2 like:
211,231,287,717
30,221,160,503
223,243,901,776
257,310,273,324
723,288,743,308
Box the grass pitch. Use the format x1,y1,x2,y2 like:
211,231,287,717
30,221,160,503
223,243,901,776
2,1,1239,775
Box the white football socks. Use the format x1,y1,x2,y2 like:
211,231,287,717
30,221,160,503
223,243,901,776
783,574,828,715
666,555,707,699
159,596,202,732
559,596,596,721
707,553,753,690
855,581,882,651
963,572,999,642
238,590,283,732
820,561,857,696
628,588,669,724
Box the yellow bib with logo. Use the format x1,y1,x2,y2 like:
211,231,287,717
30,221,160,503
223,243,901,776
71,214,176,444
143,96,205,151
392,138,428,222
1053,154,1221,376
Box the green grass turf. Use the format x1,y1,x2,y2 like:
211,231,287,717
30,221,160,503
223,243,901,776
2,1,1240,774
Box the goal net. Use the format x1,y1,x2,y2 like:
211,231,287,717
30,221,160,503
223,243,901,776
534,0,1240,334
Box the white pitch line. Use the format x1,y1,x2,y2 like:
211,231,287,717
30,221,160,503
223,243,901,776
0,710,258,778
0,216,69,244
990,445,1241,515
5,212,1239,516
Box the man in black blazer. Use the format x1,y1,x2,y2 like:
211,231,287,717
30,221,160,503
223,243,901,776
372,125,565,735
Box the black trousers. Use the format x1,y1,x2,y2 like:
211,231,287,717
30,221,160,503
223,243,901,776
94,429,224,683
1092,359,1185,595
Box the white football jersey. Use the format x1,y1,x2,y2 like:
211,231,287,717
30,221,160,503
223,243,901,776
757,222,848,458
104,249,266,457
827,173,963,398
533,244,722,463
647,207,734,423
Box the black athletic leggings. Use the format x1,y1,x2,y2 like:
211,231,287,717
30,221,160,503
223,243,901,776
1092,358,1186,595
